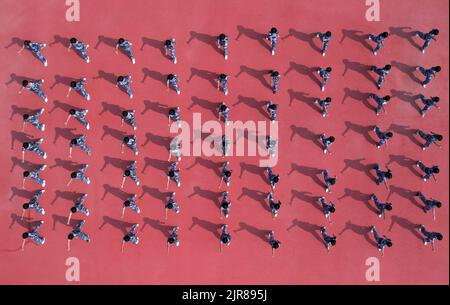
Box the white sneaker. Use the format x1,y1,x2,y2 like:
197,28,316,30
41,124,46,131
130,94,133,99
44,60,48,67
42,210,46,215
42,164,47,170
271,50,275,56
422,50,425,54
42,238,46,245
174,58,177,64
87,179,91,184
373,52,377,56
44,97,48,103
322,53,326,57
177,182,181,187
133,126,137,130
224,55,228,60
177,91,181,95
42,180,46,187
225,91,228,96
43,153,47,159
321,87,325,92
132,58,136,64
135,151,139,155
136,181,140,186
86,123,90,130
86,58,90,63
423,84,427,88
86,95,91,101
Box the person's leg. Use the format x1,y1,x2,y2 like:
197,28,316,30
35,51,46,65
418,67,427,76
422,38,432,52
371,228,380,242
421,104,431,116
80,143,91,155
417,130,427,140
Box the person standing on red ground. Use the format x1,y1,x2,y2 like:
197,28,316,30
266,27,280,56
122,194,141,218
21,220,45,251
122,224,139,252
218,102,230,126
219,162,232,188
17,40,48,66
217,33,229,60
168,137,182,162
116,75,134,99
69,135,91,158
370,226,392,257
220,191,231,219
168,107,182,128
314,97,332,117
217,74,229,96
167,226,180,254
269,70,280,94
416,161,440,182
21,190,45,219
67,78,91,101
267,193,281,219
316,31,332,56
167,162,181,189
370,194,392,219
416,29,439,54
416,66,441,88
320,134,335,154
368,31,389,55
415,130,443,150
370,64,391,90
121,110,137,130
416,192,442,220
373,126,393,149
67,220,91,251
368,94,391,116
165,192,180,219
318,67,332,92
66,108,90,130
321,227,336,253
164,38,177,64
268,231,281,257
19,79,48,102
116,38,136,64
68,37,90,63
322,170,336,193
266,101,278,123
418,94,440,117
418,225,443,252
266,167,280,191
122,135,138,155
373,164,393,189
22,139,47,162
22,108,45,131
166,74,181,95
67,164,90,186
220,224,232,253
121,161,140,188
22,165,46,188
67,194,90,224
318,197,336,223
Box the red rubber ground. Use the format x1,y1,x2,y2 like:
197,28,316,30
0,0,448,284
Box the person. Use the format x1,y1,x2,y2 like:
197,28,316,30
168,107,181,128
21,220,45,250
318,197,335,223
322,170,336,193
116,75,133,99
19,79,48,102
220,191,231,219
320,227,336,253
67,220,90,251
23,108,45,131
121,161,140,188
268,193,281,218
370,194,392,219
217,74,229,96
67,194,89,224
167,162,181,189
116,38,135,64
67,164,90,186
122,110,137,130
165,192,180,219
167,226,180,254
164,38,177,64
416,29,439,54
122,224,139,252
416,66,441,88
218,102,230,125
314,97,331,117
122,136,138,155
18,40,48,66
221,135,230,157
269,70,280,94
416,130,443,150
268,231,281,257
373,164,392,189
416,161,440,182
266,136,278,157
217,34,229,60
168,137,182,161
22,165,46,188
68,37,90,63
122,194,140,218
320,134,335,154
267,167,280,191
22,139,47,162
65,108,90,130
370,226,392,256
418,95,440,117
220,224,231,252
368,31,389,55
21,190,45,219
370,64,391,90
416,192,441,220
69,135,91,158
219,162,232,188
166,74,181,94
316,31,332,56
266,101,278,122
374,126,393,148
368,94,391,116
266,27,279,56
318,67,332,92
67,78,90,101
419,225,443,251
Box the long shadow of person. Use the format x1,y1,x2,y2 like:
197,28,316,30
339,221,377,247
286,219,324,245
99,216,136,235
388,216,423,241
48,100,74,115
141,100,168,116
341,88,373,111
141,217,172,237
282,29,322,54
101,184,131,201
141,68,166,87
235,25,271,52
391,61,422,85
338,188,378,215
388,124,423,148
238,187,271,213
189,217,220,239
387,185,423,211
186,31,222,56
342,121,377,145
289,125,322,150
388,26,422,51
284,62,322,89
386,154,423,178
235,66,272,90
234,222,268,243
188,96,218,115
289,190,322,213
339,29,372,52
341,158,377,182
287,89,320,113
98,101,123,117
10,130,33,150
288,164,325,188
342,59,377,86
140,37,166,57
390,89,421,114
4,37,23,49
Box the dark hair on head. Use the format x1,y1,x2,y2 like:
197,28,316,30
434,66,442,72
273,175,279,183
68,233,74,240
219,74,227,79
330,239,336,246
117,76,124,82
329,206,336,213
22,142,29,149
219,104,227,111
124,200,131,207
272,241,280,249
432,167,440,174
274,203,281,210
329,136,335,142
269,103,278,110
329,178,336,185
168,237,175,244
123,137,130,143
325,31,332,37
225,171,231,177
436,233,443,240
167,202,174,209
385,64,392,70
381,32,389,38
24,40,31,46
167,74,174,80
436,201,442,208
384,96,391,101
168,171,175,177
385,203,393,211
123,235,131,242
118,38,125,44
70,139,77,145
385,172,393,179
69,109,76,115
221,236,230,244
325,97,332,102
70,207,77,213
386,240,393,247
221,202,229,209
270,27,278,34
165,39,172,46
431,29,439,35
71,172,77,178
22,232,29,239
23,171,30,177
436,135,443,141
386,132,393,138
169,109,176,115
23,203,30,210
23,114,29,120
124,170,131,176
22,80,29,86
70,38,77,44
122,110,128,117
326,67,332,72
70,81,77,88
271,71,279,77
219,34,226,40
432,97,440,103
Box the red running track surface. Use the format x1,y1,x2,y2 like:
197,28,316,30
0,0,448,284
